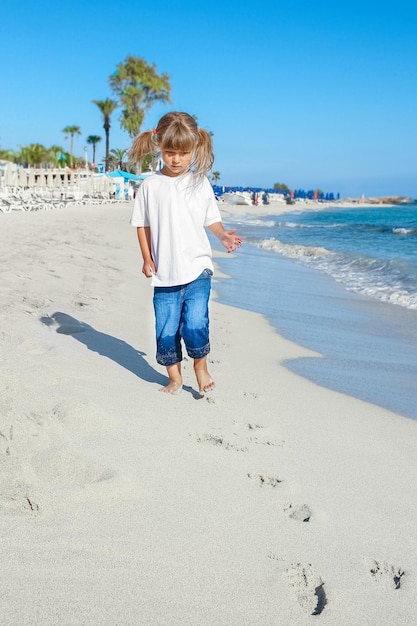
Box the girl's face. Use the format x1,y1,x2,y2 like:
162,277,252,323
161,149,193,177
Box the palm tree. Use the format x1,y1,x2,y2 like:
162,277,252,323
104,153,118,171
211,171,221,184
62,125,81,166
109,56,171,138
48,145,66,168
19,143,49,167
92,99,118,172
86,135,102,166
0,148,18,162
109,148,127,170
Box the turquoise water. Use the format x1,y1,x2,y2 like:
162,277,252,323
227,203,417,310
212,204,417,420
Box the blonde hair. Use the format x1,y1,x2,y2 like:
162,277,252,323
129,111,214,176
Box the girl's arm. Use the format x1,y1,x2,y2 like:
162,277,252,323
207,222,242,253
137,227,156,277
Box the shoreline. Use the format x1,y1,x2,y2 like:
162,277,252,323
1,203,417,623
211,242,417,422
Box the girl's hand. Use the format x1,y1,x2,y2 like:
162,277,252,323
218,228,243,253
142,260,156,278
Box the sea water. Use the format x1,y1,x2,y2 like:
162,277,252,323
212,203,417,420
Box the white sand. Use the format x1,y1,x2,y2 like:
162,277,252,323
1,202,417,624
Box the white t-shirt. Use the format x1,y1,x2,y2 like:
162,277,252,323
130,171,222,287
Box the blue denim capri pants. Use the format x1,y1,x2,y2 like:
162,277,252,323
153,269,213,366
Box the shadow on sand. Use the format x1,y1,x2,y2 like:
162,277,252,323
40,312,203,398
40,311,166,386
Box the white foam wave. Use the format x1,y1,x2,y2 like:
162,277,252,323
280,222,301,228
253,237,417,310
256,237,330,260
244,218,276,228
278,221,344,229
393,227,417,235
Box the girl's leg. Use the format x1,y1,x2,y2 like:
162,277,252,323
153,285,184,393
163,362,183,395
181,270,215,392
193,356,215,393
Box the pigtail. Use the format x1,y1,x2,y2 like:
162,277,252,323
129,130,158,171
193,128,214,177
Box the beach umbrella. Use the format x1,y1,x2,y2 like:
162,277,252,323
4,163,17,187
18,168,27,187
54,174,62,188
107,169,141,182
62,171,69,186
47,172,54,188
37,173,46,188
27,169,36,187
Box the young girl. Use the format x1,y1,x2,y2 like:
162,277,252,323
129,111,242,395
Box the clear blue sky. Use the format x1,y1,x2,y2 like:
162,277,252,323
1,0,416,197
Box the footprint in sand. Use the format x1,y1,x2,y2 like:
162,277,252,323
248,436,283,447
367,559,405,589
233,421,264,431
22,295,52,314
286,562,327,615
74,294,101,310
282,502,312,522
247,473,282,487
233,422,283,447
195,434,248,452
244,422,263,430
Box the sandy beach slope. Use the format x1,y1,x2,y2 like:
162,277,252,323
1,202,417,625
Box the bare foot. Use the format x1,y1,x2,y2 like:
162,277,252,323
160,380,183,395
194,358,215,393
161,363,183,395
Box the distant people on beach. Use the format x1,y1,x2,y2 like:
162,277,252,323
129,111,242,395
